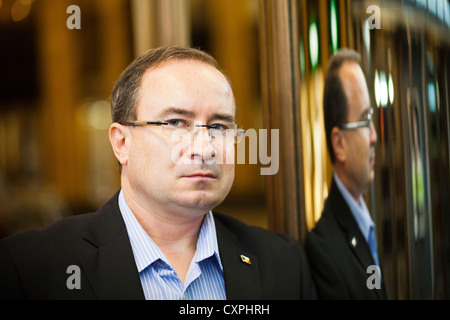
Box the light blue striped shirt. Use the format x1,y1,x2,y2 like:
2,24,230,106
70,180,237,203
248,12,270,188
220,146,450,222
333,171,375,242
118,190,226,300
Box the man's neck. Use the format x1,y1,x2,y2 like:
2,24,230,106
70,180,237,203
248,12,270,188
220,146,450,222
333,167,363,205
121,187,205,283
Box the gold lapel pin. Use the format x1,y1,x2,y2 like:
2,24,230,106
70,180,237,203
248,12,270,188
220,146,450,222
351,236,357,248
240,255,251,265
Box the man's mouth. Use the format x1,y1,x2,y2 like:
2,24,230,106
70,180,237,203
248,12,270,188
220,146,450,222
183,172,217,179
369,153,376,165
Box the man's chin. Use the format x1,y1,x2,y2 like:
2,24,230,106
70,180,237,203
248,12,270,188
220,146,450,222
369,168,375,181
363,172,375,193
177,192,225,212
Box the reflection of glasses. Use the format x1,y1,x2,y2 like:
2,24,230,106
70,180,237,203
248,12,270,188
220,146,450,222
339,108,374,130
122,120,246,143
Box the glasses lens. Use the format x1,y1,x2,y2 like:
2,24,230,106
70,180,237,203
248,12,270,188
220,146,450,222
208,125,239,144
160,121,244,144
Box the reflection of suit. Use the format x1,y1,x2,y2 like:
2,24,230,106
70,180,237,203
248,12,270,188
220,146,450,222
305,178,387,299
0,192,316,300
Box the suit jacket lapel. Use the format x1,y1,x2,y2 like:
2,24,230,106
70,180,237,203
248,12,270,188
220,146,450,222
328,179,375,270
329,179,387,299
80,193,145,300
214,216,261,299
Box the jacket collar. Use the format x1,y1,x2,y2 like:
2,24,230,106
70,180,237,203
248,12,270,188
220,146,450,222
214,214,261,299
327,178,386,299
328,179,375,268
79,192,145,300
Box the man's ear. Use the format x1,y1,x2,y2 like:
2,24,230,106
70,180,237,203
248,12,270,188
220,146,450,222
331,127,346,163
109,123,129,167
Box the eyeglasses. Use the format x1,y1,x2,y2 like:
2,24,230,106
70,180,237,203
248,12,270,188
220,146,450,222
122,119,246,143
339,108,374,130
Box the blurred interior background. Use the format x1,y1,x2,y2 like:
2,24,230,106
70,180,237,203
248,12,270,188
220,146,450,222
0,0,449,299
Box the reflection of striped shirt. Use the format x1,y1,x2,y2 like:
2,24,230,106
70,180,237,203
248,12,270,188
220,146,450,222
118,190,226,300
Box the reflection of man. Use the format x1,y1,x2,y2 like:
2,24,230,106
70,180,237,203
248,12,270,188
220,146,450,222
0,46,316,300
305,49,386,299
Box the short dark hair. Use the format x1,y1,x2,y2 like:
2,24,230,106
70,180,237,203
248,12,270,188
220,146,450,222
323,48,361,163
110,46,227,124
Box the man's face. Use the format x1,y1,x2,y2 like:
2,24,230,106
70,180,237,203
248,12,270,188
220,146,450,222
121,59,236,218
338,62,377,196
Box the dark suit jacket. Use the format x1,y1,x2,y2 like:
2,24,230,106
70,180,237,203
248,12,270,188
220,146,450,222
305,178,387,300
0,192,316,300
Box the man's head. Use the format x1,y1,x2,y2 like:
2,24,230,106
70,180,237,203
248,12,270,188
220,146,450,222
110,46,231,124
109,46,237,218
323,49,377,198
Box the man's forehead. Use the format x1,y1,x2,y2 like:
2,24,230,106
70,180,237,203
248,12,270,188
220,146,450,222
339,62,368,93
139,59,233,96
338,62,370,115
136,58,235,115
338,60,364,81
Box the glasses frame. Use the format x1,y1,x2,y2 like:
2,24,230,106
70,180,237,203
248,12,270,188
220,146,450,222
121,120,246,142
339,108,374,130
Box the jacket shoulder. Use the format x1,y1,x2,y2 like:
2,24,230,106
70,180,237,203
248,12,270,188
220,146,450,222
213,212,317,299
1,212,95,253
0,191,121,256
0,212,98,299
0,212,98,285
305,180,348,246
213,212,298,250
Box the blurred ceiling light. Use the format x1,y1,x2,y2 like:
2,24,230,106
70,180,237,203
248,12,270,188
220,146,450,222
379,71,388,108
363,19,370,55
445,1,450,26
299,37,306,79
437,0,445,21
11,0,33,22
436,81,440,111
86,100,111,131
428,0,437,16
330,0,339,54
417,0,427,9
309,18,319,70
388,73,394,105
76,100,111,131
374,70,380,107
428,82,436,113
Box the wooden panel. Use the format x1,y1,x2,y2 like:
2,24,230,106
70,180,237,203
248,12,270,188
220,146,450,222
258,0,306,240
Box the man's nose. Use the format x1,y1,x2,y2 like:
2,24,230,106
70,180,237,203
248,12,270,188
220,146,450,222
190,126,216,163
370,121,377,144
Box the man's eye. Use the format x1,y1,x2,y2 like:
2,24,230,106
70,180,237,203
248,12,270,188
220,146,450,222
166,119,189,128
210,123,230,132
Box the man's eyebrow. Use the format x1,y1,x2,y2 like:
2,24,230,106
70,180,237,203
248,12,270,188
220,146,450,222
212,113,235,123
157,107,195,118
158,106,235,122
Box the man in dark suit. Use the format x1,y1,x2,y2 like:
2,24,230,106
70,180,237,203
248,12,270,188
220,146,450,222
305,49,386,299
0,46,316,300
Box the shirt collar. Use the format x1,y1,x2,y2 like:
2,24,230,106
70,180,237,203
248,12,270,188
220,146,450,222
333,171,374,241
118,190,223,273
